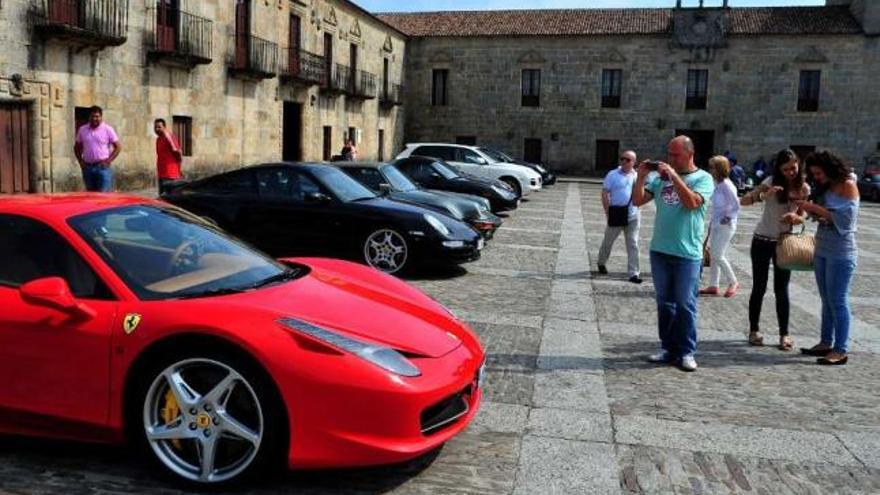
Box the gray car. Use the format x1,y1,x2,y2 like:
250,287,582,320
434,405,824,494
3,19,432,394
335,162,503,238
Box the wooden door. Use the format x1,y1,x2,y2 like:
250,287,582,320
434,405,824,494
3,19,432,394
0,103,32,194
156,0,178,52
234,0,250,69
524,138,543,164
323,33,333,88
595,139,619,173
288,15,301,76
48,0,80,26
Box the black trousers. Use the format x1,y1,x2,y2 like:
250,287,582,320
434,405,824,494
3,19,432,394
748,236,791,335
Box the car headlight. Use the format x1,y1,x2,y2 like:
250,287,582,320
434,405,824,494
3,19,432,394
424,214,450,237
279,318,421,377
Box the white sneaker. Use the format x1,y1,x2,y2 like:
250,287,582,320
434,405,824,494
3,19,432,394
647,350,673,363
679,355,698,372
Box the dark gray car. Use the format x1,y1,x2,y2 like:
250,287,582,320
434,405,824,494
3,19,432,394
335,162,503,238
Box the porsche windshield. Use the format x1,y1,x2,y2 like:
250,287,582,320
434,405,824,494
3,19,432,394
69,205,294,300
381,165,419,192
311,166,377,202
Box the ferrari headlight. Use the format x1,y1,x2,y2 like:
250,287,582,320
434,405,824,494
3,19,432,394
424,214,450,237
279,318,421,377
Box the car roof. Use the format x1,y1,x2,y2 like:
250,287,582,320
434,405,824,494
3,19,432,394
405,143,477,151
332,162,386,169
0,193,160,219
395,155,445,164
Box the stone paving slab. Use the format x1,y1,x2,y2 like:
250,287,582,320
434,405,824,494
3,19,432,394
526,408,613,443
513,436,620,495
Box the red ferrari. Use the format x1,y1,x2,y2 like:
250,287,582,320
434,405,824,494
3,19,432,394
0,194,484,486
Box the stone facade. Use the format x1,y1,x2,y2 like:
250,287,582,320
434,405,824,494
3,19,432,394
0,0,406,192
393,7,880,175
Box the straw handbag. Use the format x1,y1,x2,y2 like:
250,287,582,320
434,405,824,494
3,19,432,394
776,225,815,271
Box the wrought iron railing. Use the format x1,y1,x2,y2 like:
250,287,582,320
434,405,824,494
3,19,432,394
34,0,129,45
230,33,277,78
352,69,377,99
146,6,212,64
380,82,404,106
280,48,325,85
324,62,351,93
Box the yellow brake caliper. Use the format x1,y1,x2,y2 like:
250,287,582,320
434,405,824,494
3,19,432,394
161,389,183,450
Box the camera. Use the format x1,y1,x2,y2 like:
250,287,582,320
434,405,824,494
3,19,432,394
645,160,662,171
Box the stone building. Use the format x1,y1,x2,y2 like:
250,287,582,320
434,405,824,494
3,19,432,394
380,1,880,175
0,0,406,193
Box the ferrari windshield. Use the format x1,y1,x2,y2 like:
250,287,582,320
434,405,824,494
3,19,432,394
311,166,377,202
69,205,293,300
381,165,419,192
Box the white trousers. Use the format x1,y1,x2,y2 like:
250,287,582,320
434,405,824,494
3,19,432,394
708,221,737,287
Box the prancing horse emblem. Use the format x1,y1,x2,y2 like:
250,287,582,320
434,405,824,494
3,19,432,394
123,313,142,334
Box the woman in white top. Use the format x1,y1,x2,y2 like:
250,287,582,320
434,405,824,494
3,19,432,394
700,156,740,298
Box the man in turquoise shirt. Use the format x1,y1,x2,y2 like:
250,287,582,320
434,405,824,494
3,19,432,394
633,136,715,371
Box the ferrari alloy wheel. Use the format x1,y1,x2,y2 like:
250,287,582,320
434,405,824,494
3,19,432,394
364,228,409,274
142,358,266,485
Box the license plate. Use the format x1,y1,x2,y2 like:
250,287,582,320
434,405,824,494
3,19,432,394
477,238,484,250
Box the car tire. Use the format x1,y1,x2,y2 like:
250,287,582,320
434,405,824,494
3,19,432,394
134,347,285,488
499,177,521,198
363,228,410,274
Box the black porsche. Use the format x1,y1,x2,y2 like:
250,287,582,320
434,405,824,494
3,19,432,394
392,156,520,213
480,147,558,186
334,162,503,238
161,163,483,274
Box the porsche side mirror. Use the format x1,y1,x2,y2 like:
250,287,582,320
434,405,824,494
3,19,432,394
378,183,393,196
305,192,331,204
20,277,96,319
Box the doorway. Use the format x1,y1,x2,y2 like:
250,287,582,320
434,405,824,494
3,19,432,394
282,102,302,162
0,102,32,194
595,139,620,173
675,129,715,169
234,0,250,68
524,138,542,164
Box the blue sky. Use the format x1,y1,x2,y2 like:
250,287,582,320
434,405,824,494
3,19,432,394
364,0,824,13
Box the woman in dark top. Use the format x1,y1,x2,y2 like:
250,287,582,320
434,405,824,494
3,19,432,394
795,151,860,365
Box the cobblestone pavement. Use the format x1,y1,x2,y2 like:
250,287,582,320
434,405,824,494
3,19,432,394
2,183,879,494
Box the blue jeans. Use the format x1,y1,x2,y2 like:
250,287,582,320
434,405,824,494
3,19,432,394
650,250,702,358
815,255,857,353
82,163,113,192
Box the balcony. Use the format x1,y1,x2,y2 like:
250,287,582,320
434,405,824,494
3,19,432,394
280,48,325,86
379,82,404,108
228,34,277,80
320,62,350,95
33,0,129,47
350,69,377,100
146,6,212,67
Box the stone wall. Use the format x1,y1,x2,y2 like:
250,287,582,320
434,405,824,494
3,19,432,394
403,34,880,175
0,0,405,192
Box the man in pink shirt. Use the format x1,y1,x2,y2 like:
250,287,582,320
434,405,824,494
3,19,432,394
74,106,121,192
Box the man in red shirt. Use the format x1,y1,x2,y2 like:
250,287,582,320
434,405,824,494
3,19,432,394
154,118,183,195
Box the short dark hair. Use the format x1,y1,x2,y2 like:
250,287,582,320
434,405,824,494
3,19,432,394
154,118,166,126
89,105,103,115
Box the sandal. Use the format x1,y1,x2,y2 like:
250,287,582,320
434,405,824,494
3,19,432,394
778,335,793,351
748,331,764,346
699,287,720,296
724,283,739,298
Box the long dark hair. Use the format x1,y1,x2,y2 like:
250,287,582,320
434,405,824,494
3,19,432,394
771,149,805,203
805,150,852,199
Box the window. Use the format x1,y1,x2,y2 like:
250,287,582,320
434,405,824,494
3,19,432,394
378,129,385,161
172,116,193,156
256,168,321,201
413,145,455,161
458,149,486,165
349,168,385,191
686,69,708,110
601,69,622,108
798,70,821,112
0,214,112,299
322,126,332,161
432,69,448,106
455,136,476,145
348,126,357,145
521,69,540,107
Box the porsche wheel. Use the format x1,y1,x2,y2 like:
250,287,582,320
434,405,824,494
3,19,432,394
363,228,409,274
500,177,521,198
139,354,282,486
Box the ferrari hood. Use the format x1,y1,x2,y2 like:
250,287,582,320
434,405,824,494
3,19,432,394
225,260,469,358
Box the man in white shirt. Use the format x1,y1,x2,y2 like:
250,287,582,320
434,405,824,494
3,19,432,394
598,150,642,283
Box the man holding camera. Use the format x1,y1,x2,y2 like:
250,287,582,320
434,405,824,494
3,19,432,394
633,136,714,372
598,150,642,284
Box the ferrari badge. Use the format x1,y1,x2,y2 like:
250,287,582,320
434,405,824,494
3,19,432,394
123,313,142,334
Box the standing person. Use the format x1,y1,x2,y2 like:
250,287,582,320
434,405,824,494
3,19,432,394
597,150,642,284
699,156,740,297
341,139,357,161
797,151,860,365
154,118,183,195
74,106,121,192
740,149,809,350
633,136,715,372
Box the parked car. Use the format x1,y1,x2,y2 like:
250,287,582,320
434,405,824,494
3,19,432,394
335,162,503,238
162,163,483,274
857,170,880,202
0,194,485,487
396,143,542,197
393,156,520,213
479,147,557,186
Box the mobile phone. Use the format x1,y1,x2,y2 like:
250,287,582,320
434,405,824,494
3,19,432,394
645,160,662,171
